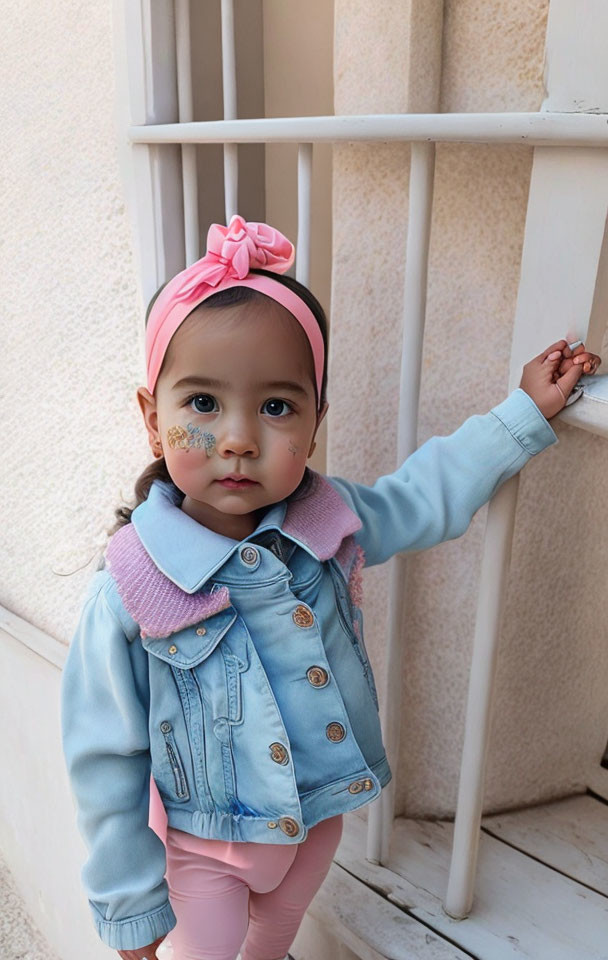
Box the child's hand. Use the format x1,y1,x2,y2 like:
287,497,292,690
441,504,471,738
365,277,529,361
555,339,602,378
519,339,602,420
117,936,166,960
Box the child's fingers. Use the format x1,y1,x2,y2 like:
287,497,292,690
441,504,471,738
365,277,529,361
551,345,600,378
573,351,601,374
556,356,576,378
117,939,165,960
555,361,584,400
538,339,568,362
541,351,565,379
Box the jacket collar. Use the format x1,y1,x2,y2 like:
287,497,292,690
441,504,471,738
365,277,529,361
131,472,362,594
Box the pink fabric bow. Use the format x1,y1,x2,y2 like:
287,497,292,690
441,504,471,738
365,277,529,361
145,213,324,402
173,215,295,304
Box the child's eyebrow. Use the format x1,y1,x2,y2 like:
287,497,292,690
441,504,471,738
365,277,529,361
172,375,310,398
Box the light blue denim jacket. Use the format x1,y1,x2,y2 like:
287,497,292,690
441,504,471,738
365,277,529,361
60,388,557,949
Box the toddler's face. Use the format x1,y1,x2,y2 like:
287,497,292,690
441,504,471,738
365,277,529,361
137,297,326,540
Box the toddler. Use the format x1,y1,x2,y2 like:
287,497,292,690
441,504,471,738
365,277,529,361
61,215,600,960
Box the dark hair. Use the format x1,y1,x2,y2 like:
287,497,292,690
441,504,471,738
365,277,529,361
108,269,328,535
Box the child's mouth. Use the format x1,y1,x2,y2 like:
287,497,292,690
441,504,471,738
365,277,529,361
217,477,259,489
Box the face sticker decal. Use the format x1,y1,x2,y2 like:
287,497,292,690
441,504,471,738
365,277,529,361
167,423,216,456
288,440,298,457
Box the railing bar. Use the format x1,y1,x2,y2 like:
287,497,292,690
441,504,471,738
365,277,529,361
221,0,238,220
175,0,199,265
128,112,608,147
296,144,313,287
220,0,237,120
223,145,238,221
444,475,519,918
181,147,200,264
367,142,437,864
397,143,436,457
175,0,193,119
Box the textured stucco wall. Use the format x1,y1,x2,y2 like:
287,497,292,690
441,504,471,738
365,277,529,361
1,2,151,642
331,0,608,818
0,7,149,954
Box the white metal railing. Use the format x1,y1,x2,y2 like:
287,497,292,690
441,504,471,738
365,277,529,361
124,1,608,927
220,0,238,222
175,0,198,264
129,111,608,146
296,143,313,287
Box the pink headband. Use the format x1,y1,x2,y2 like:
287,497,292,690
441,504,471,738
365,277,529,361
145,215,325,407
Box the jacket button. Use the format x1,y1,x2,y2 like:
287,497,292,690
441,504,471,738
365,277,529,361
307,666,329,687
196,627,207,636
292,605,314,628
240,545,259,566
267,821,278,829
348,780,364,794
269,742,289,765
363,779,374,790
168,644,178,655
160,721,172,734
326,722,346,742
278,817,300,837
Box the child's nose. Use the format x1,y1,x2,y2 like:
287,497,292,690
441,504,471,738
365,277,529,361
217,417,259,458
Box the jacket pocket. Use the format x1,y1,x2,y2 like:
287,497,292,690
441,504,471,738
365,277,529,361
158,720,190,802
141,606,238,667
145,608,250,811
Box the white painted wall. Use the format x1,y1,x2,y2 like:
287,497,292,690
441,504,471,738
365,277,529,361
0,2,150,637
0,628,108,960
0,2,152,954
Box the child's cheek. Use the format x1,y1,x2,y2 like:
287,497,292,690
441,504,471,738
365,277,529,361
166,422,216,457
279,439,308,487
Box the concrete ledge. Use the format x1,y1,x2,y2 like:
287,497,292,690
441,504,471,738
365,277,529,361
0,622,107,960
0,604,67,670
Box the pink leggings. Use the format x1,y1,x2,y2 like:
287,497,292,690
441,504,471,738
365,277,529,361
165,815,343,960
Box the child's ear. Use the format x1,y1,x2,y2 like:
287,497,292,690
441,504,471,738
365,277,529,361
137,386,161,454
308,401,329,457
316,400,329,430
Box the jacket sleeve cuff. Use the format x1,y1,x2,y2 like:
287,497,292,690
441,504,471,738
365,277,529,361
490,387,558,456
92,899,176,950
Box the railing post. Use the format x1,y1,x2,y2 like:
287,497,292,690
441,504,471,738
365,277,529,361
367,141,436,864
444,474,519,918
175,0,199,265
221,0,238,220
296,144,313,286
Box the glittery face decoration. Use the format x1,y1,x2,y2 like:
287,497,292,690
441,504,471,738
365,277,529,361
167,423,216,457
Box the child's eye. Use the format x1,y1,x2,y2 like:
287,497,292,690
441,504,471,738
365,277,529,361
262,398,293,418
188,394,218,414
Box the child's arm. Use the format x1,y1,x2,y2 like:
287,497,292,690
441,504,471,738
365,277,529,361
328,339,600,568
61,572,176,952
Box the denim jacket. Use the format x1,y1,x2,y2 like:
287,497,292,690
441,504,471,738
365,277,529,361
60,388,557,949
